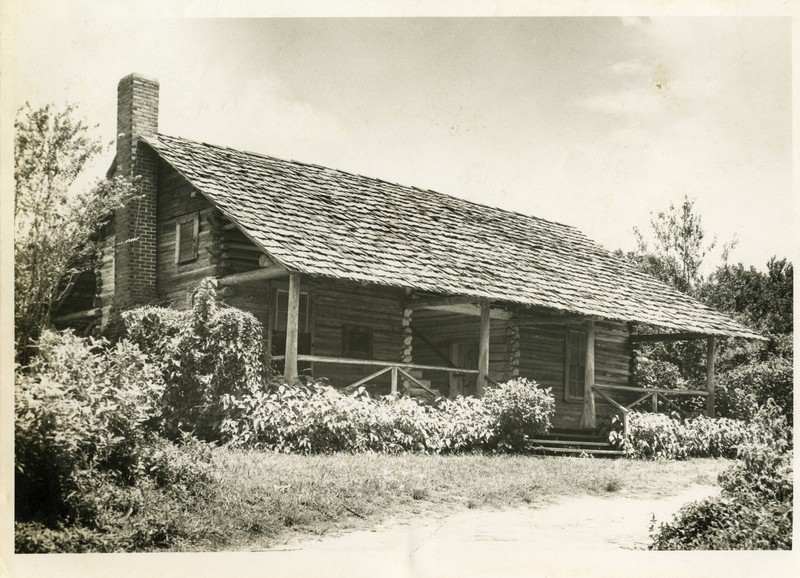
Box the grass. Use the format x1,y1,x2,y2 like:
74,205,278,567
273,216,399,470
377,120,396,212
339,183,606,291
165,450,730,552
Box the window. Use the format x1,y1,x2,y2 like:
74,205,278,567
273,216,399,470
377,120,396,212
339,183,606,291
273,289,309,334
564,329,586,401
342,325,373,359
175,214,199,264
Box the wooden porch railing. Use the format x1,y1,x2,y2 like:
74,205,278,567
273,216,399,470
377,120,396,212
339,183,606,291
593,384,710,446
271,354,480,397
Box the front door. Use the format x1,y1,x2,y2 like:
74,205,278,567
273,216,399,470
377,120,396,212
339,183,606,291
449,341,479,398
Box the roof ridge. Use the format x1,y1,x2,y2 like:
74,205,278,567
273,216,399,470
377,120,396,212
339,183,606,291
150,132,581,234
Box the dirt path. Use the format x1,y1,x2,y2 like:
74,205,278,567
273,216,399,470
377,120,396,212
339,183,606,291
257,484,719,578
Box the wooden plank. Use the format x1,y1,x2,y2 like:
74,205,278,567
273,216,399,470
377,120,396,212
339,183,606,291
593,388,628,413
391,366,398,394
706,337,716,417
297,355,480,374
407,295,477,310
477,300,490,396
629,332,710,343
529,447,625,456
659,394,689,418
344,366,392,392
595,384,709,396
528,439,612,448
284,273,300,383
52,308,101,324
580,319,596,428
218,241,260,253
626,391,654,410
396,367,438,396
217,264,289,285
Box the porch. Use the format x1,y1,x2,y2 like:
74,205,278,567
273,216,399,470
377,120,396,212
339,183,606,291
218,266,719,442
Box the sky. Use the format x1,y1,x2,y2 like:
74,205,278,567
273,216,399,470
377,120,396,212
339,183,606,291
1,2,795,273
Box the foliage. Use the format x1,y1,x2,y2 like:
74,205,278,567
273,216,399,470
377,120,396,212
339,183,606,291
716,355,793,425
14,330,214,552
631,195,722,295
14,103,138,362
624,197,792,425
701,258,793,335
483,378,555,451
610,411,749,460
650,402,792,549
123,279,268,441
632,356,686,390
220,378,553,454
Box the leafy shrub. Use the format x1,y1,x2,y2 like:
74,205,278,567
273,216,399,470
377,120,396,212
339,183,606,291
124,279,268,441
15,331,164,524
716,355,792,425
482,378,554,451
633,357,686,390
435,395,495,452
15,521,120,554
650,402,792,549
15,330,215,552
221,384,441,453
220,378,552,454
610,411,748,460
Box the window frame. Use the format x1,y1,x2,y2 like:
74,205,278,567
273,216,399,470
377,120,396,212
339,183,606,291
564,328,586,402
272,289,310,333
174,213,200,264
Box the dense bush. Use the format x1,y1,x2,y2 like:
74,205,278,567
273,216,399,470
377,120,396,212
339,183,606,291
483,378,555,450
609,411,749,460
124,279,268,441
220,378,553,454
716,355,793,425
15,331,163,523
15,330,214,552
633,357,686,390
650,402,792,549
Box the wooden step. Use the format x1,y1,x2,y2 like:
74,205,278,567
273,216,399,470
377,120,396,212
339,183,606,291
528,438,612,448
529,446,625,457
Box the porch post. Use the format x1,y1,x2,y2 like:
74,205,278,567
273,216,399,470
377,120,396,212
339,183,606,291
706,336,716,417
477,300,490,396
580,319,596,428
284,273,300,383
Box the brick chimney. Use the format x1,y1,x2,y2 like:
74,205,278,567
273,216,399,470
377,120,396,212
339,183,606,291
113,73,160,309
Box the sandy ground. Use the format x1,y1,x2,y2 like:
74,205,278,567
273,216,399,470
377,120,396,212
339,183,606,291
254,484,720,578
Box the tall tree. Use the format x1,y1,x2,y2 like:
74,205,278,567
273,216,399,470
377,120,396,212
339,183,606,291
14,103,136,362
632,196,724,296
701,257,793,336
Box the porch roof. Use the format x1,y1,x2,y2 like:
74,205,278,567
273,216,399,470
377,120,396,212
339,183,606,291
144,134,761,339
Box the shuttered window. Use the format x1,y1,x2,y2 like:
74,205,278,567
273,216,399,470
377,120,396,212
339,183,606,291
175,214,199,264
564,329,586,401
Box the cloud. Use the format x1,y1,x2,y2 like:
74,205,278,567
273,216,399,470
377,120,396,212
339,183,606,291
609,60,651,77
579,86,668,118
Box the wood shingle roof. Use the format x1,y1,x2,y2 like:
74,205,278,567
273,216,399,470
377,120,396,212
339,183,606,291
144,134,761,339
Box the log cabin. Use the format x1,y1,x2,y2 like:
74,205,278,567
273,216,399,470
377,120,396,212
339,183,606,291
54,74,761,442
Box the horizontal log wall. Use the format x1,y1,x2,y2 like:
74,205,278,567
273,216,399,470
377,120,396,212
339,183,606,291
300,277,406,393
156,161,218,308
516,313,632,429
412,309,508,395
96,232,116,329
